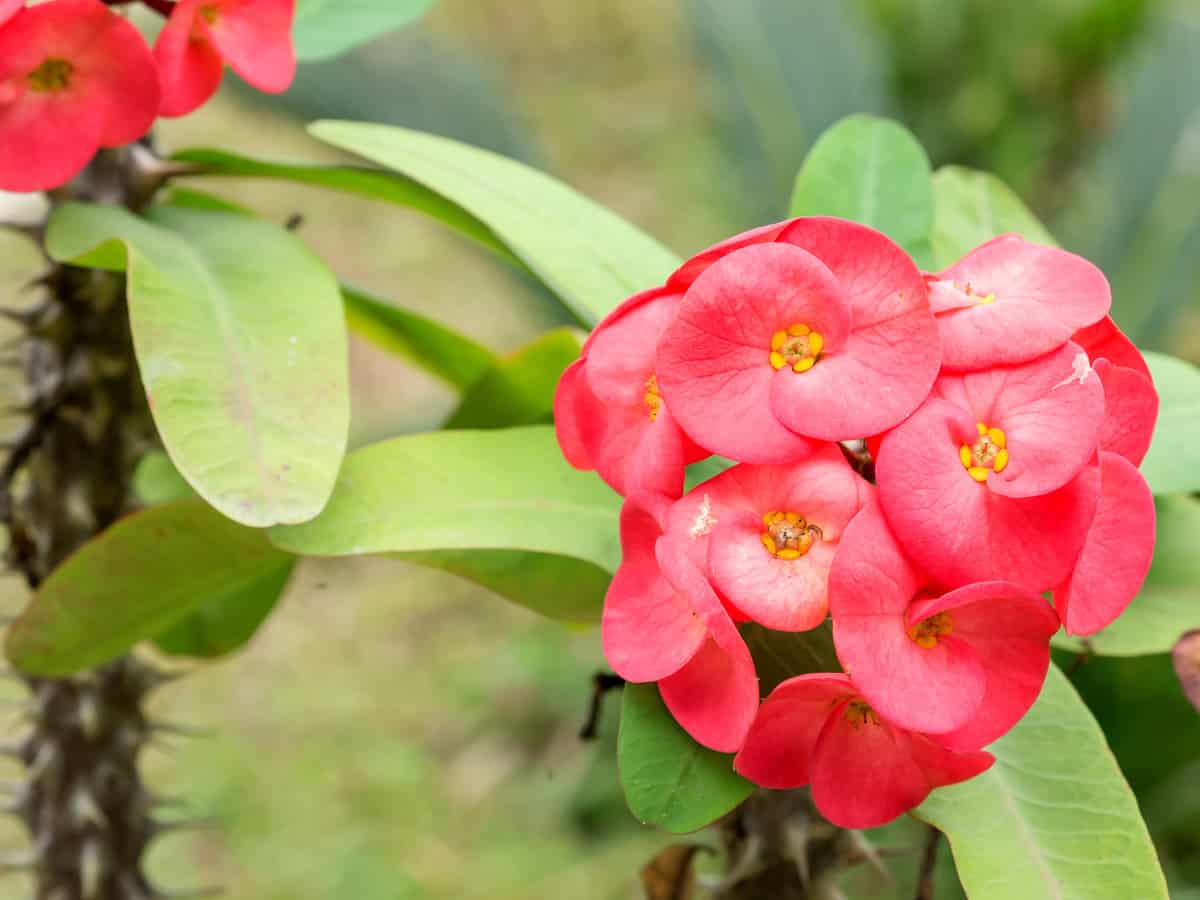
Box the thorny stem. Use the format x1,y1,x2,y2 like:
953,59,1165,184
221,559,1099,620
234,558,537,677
915,824,941,900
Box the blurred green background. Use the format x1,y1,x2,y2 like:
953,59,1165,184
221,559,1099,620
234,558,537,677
3,0,1200,897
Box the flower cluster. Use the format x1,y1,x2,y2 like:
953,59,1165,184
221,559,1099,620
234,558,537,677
0,0,295,192
555,217,1159,828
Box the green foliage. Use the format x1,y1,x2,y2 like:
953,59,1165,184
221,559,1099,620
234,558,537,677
45,203,350,528
307,121,681,325
133,450,194,505
1055,495,1200,657
790,114,934,266
6,500,294,675
269,426,620,623
916,665,1167,900
293,0,435,62
1139,352,1200,496
342,285,498,391
930,165,1058,267
617,683,753,834
739,621,839,694
445,328,582,429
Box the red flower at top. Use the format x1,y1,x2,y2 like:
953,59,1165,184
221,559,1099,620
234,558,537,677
0,0,20,26
0,0,160,192
657,218,940,463
155,0,296,117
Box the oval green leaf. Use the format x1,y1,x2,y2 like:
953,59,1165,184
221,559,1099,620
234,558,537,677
308,121,681,325
1139,351,1200,495
916,664,1168,900
444,327,582,429
618,682,753,834
6,500,295,676
930,165,1058,268
45,203,350,527
1054,495,1200,657
293,0,434,62
791,115,935,265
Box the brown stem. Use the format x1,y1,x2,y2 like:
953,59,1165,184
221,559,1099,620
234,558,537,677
578,672,624,740
915,824,941,900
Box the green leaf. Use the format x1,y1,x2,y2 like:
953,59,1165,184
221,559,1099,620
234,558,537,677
444,327,582,429
45,203,350,528
930,165,1058,268
308,121,682,324
132,450,194,505
740,621,839,695
916,665,1168,900
172,148,522,270
293,0,434,62
342,285,497,391
1054,495,1200,657
153,560,294,659
1139,351,1200,495
618,683,753,834
790,115,935,265
268,426,621,622
6,500,295,676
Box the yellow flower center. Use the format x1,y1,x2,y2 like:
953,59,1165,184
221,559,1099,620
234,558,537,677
28,59,74,93
959,422,1009,483
907,611,954,650
760,510,823,560
843,700,880,728
199,4,220,24
769,323,824,373
643,374,662,421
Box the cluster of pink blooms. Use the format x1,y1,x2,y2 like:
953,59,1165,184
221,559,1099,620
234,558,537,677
0,0,295,193
555,217,1159,828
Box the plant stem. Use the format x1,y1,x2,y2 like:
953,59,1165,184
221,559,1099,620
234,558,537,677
915,824,941,900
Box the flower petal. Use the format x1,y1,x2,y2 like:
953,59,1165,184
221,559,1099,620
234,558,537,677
666,221,789,290
208,0,296,94
1094,359,1157,467
1071,316,1152,380
153,0,225,117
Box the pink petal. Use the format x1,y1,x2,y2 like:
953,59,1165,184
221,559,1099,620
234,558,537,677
1094,359,1157,467
933,235,1110,370
658,243,848,462
209,0,296,94
81,7,161,144
877,398,1099,590
935,343,1105,498
733,674,857,789
1054,451,1156,635
554,359,597,471
912,582,1057,750
0,0,20,26
1072,316,1152,380
1173,631,1200,714
585,290,678,406
666,221,789,290
827,498,921,618
153,0,225,117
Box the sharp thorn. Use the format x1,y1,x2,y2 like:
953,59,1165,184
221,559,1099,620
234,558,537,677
148,720,214,739
150,816,220,838
148,885,223,899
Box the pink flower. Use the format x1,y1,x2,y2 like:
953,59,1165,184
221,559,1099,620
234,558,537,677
1071,317,1158,466
602,492,758,752
0,0,160,192
155,0,296,118
830,501,1059,749
665,221,789,291
657,218,940,462
1054,451,1155,635
928,235,1110,371
733,673,993,829
555,287,706,497
0,0,20,26
663,444,874,631
877,342,1105,590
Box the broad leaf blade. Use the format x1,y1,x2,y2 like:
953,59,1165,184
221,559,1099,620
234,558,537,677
618,683,753,834
916,665,1168,900
790,115,934,265
46,204,349,528
6,500,294,675
308,121,681,324
1054,495,1200,656
1139,351,1200,495
133,450,195,506
930,165,1058,268
444,327,582,429
293,0,434,62
342,285,497,391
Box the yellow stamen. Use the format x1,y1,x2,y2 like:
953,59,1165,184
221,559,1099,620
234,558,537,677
788,323,810,337
777,548,801,560
959,445,973,468
28,58,74,93
908,612,954,649
759,509,822,560
976,422,988,435
993,449,1009,473
761,534,778,554
967,466,990,482
843,700,879,728
807,332,824,356
643,374,662,421
987,427,1006,448
961,423,1009,483
792,357,815,373
769,351,786,370
771,330,787,351
769,322,823,373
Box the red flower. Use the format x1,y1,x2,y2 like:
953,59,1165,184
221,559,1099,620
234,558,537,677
1054,451,1156,635
0,0,160,192
601,492,757,753
830,500,1059,749
555,287,706,497
734,673,993,829
657,218,939,462
928,235,1110,371
155,0,296,117
876,343,1104,590
663,444,874,632
1071,316,1158,466
0,0,20,26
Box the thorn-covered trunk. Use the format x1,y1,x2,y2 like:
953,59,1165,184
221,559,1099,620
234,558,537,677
2,147,168,900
